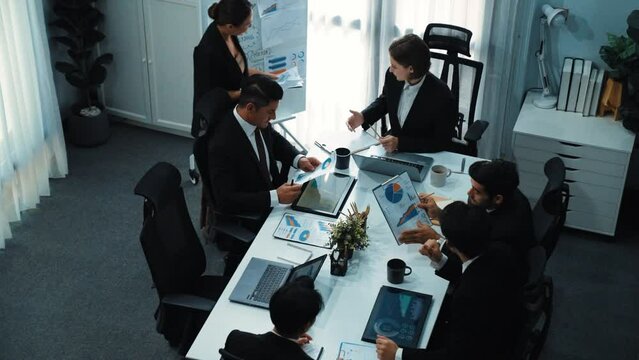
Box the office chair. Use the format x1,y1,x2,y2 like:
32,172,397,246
514,245,553,360
134,162,229,355
423,23,489,157
219,348,245,360
532,157,570,260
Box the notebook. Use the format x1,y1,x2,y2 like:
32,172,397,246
229,255,327,308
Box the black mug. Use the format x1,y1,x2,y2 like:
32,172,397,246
335,147,351,170
387,258,412,284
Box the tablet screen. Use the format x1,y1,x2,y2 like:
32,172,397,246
292,172,356,218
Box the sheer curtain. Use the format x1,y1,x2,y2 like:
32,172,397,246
0,0,68,249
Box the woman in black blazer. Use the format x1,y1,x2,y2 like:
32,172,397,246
347,34,457,153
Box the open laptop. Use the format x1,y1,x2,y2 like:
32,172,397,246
353,152,433,181
229,255,327,309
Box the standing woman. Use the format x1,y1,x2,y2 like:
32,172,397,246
346,34,457,153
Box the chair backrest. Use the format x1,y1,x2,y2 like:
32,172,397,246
134,162,206,298
532,157,570,259
192,87,233,138
424,24,484,148
219,348,245,360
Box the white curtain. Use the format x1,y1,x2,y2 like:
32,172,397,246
0,0,68,249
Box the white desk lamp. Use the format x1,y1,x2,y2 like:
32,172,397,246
534,4,569,109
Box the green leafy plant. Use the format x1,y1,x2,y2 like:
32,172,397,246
328,203,370,252
599,34,637,79
51,0,113,115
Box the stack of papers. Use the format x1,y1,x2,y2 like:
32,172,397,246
276,66,304,89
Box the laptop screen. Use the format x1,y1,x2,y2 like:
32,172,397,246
288,254,327,282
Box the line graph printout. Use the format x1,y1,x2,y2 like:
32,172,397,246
372,172,432,244
260,6,305,48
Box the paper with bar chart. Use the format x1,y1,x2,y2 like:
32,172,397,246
273,213,335,248
372,172,432,244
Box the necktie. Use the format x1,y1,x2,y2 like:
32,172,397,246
254,129,272,184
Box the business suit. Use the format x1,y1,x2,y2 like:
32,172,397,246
402,245,522,360
435,189,535,284
208,110,300,216
224,330,313,360
361,69,457,153
192,21,248,136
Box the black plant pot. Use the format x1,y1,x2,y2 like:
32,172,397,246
330,249,348,276
67,111,110,147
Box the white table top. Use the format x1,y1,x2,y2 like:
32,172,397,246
513,92,635,152
186,146,482,360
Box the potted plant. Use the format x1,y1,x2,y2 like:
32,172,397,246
328,203,370,276
600,9,639,132
51,0,113,146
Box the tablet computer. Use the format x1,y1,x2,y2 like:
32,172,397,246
361,286,433,348
292,172,357,218
372,172,432,244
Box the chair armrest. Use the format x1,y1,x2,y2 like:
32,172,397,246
464,120,489,142
213,221,256,244
161,293,216,312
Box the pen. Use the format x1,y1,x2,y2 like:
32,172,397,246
461,158,466,173
290,179,294,185
314,141,331,154
369,126,381,140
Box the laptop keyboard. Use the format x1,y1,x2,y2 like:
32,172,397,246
250,265,288,302
370,155,424,171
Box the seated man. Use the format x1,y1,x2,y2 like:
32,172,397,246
400,159,534,283
223,277,323,360
208,74,320,218
376,202,522,360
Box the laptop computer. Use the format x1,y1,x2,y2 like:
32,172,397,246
352,152,433,181
229,254,327,308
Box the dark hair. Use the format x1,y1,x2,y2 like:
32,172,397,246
468,159,520,201
238,74,283,109
269,276,323,338
440,201,491,258
389,34,431,79
208,0,252,26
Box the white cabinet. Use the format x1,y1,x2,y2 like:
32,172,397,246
98,0,202,134
513,92,636,236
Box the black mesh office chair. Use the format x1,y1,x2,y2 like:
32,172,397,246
219,348,245,360
134,162,229,354
532,157,570,260
514,245,553,360
423,23,488,157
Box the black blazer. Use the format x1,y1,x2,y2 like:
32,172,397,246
435,189,535,284
402,245,522,360
208,111,300,215
361,70,457,153
192,22,248,136
224,330,313,360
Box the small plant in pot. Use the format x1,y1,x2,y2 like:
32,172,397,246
51,0,113,146
328,203,370,276
599,9,639,132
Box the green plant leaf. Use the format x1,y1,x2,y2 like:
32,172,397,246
82,29,105,46
52,36,77,49
94,53,113,66
67,49,91,63
56,0,95,10
49,18,76,34
79,8,104,30
87,64,107,86
65,71,88,88
54,61,78,74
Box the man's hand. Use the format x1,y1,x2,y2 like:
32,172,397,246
379,135,399,152
276,183,302,204
419,239,443,262
418,194,442,221
347,110,364,131
298,156,321,172
399,221,440,244
296,333,313,345
376,335,398,360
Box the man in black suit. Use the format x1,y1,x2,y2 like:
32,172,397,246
376,202,522,360
400,159,534,284
224,277,323,360
208,75,321,217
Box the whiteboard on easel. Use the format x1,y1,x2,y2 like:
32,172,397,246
239,0,307,118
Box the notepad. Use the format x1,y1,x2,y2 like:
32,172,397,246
337,342,376,360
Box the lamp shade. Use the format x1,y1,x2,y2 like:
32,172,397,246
542,4,568,27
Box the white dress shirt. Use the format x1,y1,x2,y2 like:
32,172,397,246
233,107,304,207
396,75,426,128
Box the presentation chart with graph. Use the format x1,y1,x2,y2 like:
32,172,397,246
372,172,432,244
273,213,335,248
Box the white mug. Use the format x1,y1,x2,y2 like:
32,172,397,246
430,165,451,187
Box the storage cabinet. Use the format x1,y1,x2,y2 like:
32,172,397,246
513,92,635,236
98,0,202,134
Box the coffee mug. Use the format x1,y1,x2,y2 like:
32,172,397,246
430,165,452,187
387,258,412,284
335,147,351,170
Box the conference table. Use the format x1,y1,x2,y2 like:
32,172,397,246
187,145,482,360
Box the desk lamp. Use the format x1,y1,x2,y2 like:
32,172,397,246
534,4,569,109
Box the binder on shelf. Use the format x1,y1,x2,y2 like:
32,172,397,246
557,57,574,111
583,68,598,116
589,70,606,116
576,60,593,113
566,58,583,112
